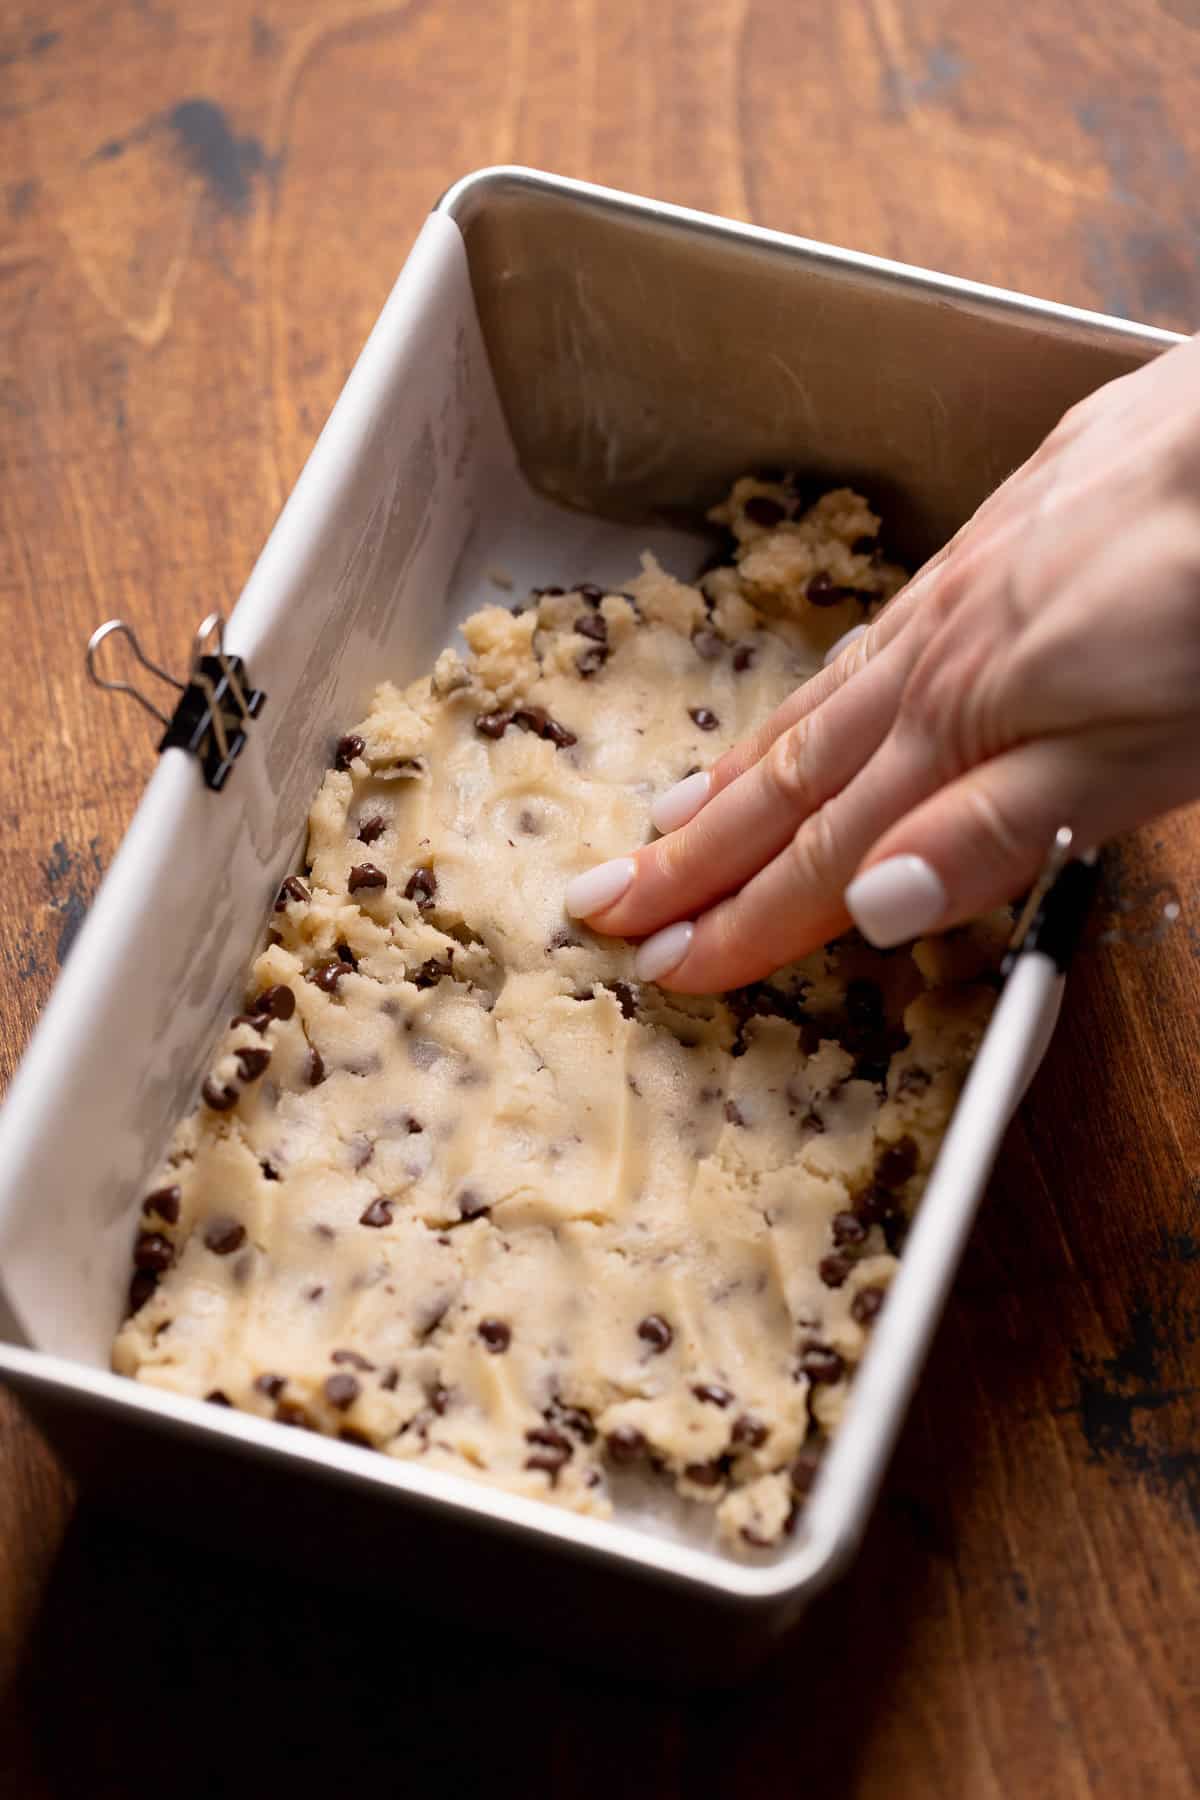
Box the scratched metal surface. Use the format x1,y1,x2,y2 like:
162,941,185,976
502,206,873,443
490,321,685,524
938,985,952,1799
2,1,1199,1793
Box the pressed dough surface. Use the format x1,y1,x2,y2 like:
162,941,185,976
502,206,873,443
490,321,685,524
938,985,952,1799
114,482,1001,1552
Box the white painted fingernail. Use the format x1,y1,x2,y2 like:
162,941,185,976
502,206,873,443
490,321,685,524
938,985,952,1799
564,856,636,918
634,921,695,983
845,855,946,948
650,770,711,835
823,624,867,668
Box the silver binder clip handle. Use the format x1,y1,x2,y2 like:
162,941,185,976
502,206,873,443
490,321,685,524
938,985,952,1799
85,620,185,729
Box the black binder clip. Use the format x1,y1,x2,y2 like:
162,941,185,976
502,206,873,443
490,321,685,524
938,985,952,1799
86,613,266,792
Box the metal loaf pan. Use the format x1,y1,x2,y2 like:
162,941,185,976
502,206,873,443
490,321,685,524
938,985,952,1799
0,168,1177,1683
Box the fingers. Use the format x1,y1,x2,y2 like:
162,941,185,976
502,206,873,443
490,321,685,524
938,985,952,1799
566,622,926,940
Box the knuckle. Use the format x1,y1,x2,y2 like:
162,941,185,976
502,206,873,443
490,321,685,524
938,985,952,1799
784,803,839,896
763,721,819,815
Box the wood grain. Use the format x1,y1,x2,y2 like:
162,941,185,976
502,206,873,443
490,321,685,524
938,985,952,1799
2,0,1199,1792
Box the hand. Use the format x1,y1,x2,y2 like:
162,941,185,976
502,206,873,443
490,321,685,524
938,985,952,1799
564,332,1200,992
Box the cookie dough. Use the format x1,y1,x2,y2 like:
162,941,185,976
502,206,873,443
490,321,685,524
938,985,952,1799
114,480,1001,1553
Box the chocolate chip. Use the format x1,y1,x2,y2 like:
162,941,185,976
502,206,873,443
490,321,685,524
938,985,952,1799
692,1382,734,1408
429,1381,449,1412
201,1076,239,1112
275,1401,313,1429
637,1314,673,1353
359,1197,393,1228
732,1413,769,1448
413,956,452,987
852,1286,886,1326
144,1184,181,1225
606,1425,646,1463
339,1427,375,1448
526,1425,572,1460
574,611,607,642
806,571,853,607
203,1216,246,1256
251,983,295,1020
724,1099,745,1127
337,943,359,968
732,643,756,673
348,862,387,894
357,814,386,844
800,1109,826,1134
689,707,719,731
307,958,348,992
254,1373,285,1399
274,875,310,911
692,627,724,661
475,709,513,739
305,1284,326,1302
557,1406,596,1445
577,582,605,604
819,1252,854,1289
305,1045,325,1086
832,1211,867,1247
684,1460,723,1488
133,1232,173,1273
478,1318,511,1353
790,1445,822,1496
744,494,786,527
851,534,877,555
532,585,565,597
206,1390,233,1406
799,1342,844,1383
334,733,365,769
575,645,608,678
855,1184,901,1227
876,1135,919,1189
510,706,577,749
404,866,437,909
324,1373,360,1411
516,809,542,835
128,1269,158,1314
234,1046,271,1082
260,1160,280,1181
608,981,638,1020
458,1189,490,1221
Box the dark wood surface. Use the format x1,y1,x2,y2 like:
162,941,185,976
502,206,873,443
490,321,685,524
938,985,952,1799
3,2,1200,1793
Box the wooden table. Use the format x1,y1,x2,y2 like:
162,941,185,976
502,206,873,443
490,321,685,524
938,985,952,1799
2,2,1199,1792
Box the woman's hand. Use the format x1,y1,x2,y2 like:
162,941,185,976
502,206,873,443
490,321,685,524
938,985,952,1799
564,331,1200,992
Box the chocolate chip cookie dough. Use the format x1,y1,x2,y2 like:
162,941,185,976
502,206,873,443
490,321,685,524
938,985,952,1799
114,479,1003,1554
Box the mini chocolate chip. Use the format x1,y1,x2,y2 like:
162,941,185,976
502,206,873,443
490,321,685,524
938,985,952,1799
852,1286,886,1326
144,1184,181,1225
684,1460,723,1488
324,1373,360,1411
637,1314,673,1353
855,1184,901,1227
744,494,786,527
348,862,387,894
359,1197,393,1228
307,958,348,992
732,1413,769,1448
206,1390,233,1406
336,942,358,967
305,1045,325,1086
404,866,437,909
790,1446,822,1496
532,585,565,597
806,570,855,607
413,956,452,988
274,875,310,911
799,1342,844,1383
133,1232,173,1273
251,983,295,1020
542,714,577,749
128,1269,158,1313
574,611,608,642
203,1216,246,1256
458,1189,490,1221
516,809,541,835
732,643,756,672
692,627,724,660
478,1318,511,1353
254,1373,285,1399
692,1382,734,1408
305,1284,326,1302
357,814,386,844
475,709,513,739
201,1076,239,1112
832,1211,867,1247
429,1380,449,1411
876,1135,919,1189
234,1046,271,1082
724,1099,745,1127
609,981,638,1019
275,1400,313,1429
819,1252,854,1289
575,644,608,678
334,733,365,769
525,1450,569,1477
558,1406,596,1444
526,1425,572,1458
606,1426,646,1463
339,1427,375,1448
689,707,719,731
577,582,605,604
260,1159,280,1181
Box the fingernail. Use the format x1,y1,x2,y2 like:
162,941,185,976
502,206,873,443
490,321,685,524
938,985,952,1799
650,770,711,835
564,856,636,919
823,624,867,668
634,921,695,983
845,855,946,948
